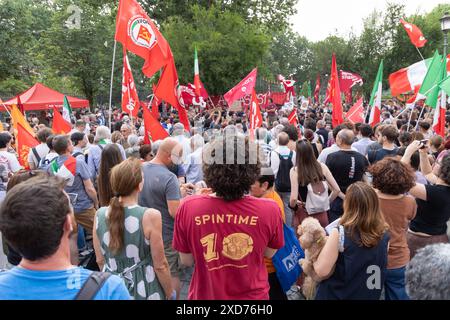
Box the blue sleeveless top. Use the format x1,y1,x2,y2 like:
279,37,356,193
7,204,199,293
315,227,390,300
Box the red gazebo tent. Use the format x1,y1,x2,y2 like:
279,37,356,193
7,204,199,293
3,83,89,111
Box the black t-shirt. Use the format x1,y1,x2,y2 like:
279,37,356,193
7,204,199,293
409,184,450,235
326,150,369,193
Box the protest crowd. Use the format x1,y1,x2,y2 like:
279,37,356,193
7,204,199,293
0,0,450,302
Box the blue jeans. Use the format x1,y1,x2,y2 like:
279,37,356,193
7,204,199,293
384,266,409,300
77,225,86,251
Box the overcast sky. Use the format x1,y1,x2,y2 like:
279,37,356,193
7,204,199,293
292,0,446,42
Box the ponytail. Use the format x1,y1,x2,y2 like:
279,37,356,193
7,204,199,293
108,195,125,254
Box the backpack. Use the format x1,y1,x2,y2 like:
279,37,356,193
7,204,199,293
274,151,293,193
305,181,330,214
73,151,88,164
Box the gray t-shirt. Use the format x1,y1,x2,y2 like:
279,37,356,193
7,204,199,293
138,163,181,243
49,155,93,213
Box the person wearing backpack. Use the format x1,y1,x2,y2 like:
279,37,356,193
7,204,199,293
270,132,296,227
38,135,58,170
71,132,88,163
0,175,130,300
28,128,52,170
289,140,343,228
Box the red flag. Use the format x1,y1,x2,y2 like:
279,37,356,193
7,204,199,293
143,103,168,143
249,89,263,130
17,122,39,169
52,107,72,134
345,98,364,124
224,68,257,107
115,0,170,78
151,84,160,119
329,54,344,127
400,19,427,48
339,70,363,104
287,108,298,126
278,74,296,102
154,49,190,131
121,49,140,118
188,82,209,99
314,74,320,103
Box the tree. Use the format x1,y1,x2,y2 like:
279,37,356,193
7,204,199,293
161,5,271,95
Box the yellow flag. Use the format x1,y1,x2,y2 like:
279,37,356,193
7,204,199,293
11,104,34,137
0,122,3,132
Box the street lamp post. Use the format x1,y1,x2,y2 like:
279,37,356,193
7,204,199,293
441,12,450,61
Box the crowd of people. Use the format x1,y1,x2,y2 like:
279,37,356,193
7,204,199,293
0,97,449,300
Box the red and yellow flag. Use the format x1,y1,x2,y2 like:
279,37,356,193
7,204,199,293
11,104,34,137
17,122,39,169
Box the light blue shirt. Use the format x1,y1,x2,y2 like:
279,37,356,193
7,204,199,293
352,138,374,156
0,267,130,300
87,142,126,179
182,147,203,184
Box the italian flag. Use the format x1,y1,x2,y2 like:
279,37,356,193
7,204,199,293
368,60,383,127
194,47,201,97
50,156,77,187
403,51,442,111
389,54,450,96
431,60,448,137
62,96,73,124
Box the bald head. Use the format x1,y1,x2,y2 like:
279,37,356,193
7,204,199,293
156,137,183,166
336,129,355,147
278,132,289,146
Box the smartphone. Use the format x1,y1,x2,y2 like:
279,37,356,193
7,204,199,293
419,139,428,149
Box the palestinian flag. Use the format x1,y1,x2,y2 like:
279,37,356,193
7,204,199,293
50,156,77,187
368,60,383,127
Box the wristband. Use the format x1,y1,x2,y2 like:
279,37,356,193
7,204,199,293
168,290,176,300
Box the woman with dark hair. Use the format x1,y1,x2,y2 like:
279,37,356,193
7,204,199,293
304,129,322,159
282,124,298,151
289,140,342,227
313,182,390,300
401,140,450,259
94,158,174,300
97,144,124,207
370,158,417,300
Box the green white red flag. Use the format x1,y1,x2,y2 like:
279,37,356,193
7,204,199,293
368,60,383,127
194,47,201,97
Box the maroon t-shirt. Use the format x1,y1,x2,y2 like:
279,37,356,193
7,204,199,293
173,195,284,300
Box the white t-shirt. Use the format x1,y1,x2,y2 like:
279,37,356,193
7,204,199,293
0,150,22,174
27,143,49,168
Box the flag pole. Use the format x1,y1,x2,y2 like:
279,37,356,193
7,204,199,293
415,46,425,61
108,40,118,131
1,102,13,119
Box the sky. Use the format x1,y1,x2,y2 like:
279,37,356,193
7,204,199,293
292,0,446,42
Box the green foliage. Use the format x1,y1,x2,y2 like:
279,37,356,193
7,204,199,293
162,5,271,95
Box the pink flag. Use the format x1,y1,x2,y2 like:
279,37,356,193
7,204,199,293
224,68,257,106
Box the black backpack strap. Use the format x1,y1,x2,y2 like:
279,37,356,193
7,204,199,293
31,147,41,164
72,152,83,159
74,271,111,300
288,151,293,160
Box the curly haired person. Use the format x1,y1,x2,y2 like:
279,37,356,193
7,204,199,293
370,158,417,300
